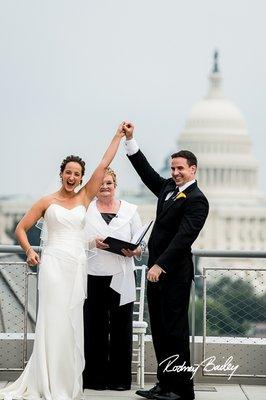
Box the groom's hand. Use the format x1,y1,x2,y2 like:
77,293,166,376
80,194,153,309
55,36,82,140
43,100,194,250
147,264,166,282
122,121,134,140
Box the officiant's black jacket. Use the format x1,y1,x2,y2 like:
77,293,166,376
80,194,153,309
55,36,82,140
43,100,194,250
128,150,209,280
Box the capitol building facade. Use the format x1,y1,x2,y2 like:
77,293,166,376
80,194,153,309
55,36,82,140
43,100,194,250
132,54,266,262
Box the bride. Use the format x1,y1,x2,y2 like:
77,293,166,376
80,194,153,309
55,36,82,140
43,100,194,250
0,124,125,400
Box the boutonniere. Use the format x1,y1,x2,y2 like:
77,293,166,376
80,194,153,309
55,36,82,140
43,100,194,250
175,192,187,200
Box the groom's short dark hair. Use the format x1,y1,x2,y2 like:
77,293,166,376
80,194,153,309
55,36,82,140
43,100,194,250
171,150,197,167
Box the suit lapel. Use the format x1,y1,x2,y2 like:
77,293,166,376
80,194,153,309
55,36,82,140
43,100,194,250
183,181,197,195
158,181,198,219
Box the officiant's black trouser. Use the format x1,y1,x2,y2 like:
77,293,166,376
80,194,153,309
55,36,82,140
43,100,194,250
147,275,194,397
83,275,133,388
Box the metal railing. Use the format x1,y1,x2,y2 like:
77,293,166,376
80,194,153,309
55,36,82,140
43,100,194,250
201,265,266,378
192,250,266,379
0,246,38,371
1,245,266,379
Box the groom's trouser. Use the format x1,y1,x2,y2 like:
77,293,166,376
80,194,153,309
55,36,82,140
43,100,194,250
83,275,133,387
147,273,193,396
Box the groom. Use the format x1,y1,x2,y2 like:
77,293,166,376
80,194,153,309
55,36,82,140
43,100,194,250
123,123,209,400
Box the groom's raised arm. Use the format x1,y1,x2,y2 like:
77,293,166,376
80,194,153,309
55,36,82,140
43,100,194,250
123,123,165,197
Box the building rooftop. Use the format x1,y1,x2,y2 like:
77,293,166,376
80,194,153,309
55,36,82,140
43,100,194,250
1,382,265,400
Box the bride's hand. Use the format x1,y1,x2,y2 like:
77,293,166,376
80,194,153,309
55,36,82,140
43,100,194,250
115,122,126,139
26,248,40,266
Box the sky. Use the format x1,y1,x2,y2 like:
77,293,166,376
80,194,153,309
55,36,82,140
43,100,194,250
1,0,266,199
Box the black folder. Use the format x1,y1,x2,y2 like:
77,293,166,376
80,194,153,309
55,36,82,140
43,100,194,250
103,220,153,256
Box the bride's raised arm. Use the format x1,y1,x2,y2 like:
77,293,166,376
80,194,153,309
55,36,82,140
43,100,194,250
81,123,125,203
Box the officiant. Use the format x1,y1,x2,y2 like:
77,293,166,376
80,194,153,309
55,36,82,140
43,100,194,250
83,167,144,391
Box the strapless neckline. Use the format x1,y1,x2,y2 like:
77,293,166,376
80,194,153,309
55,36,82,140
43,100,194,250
42,203,86,249
45,203,86,216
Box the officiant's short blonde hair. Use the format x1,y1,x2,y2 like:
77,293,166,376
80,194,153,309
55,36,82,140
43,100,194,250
105,167,117,188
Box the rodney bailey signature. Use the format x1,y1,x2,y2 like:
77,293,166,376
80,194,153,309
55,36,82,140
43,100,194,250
159,354,239,380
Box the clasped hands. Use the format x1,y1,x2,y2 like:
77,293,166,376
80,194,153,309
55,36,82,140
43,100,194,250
116,120,134,140
117,121,134,139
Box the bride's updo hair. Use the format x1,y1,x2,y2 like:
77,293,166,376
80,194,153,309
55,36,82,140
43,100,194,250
60,155,86,176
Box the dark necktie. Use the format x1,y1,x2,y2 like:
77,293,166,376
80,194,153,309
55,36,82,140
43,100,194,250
169,186,179,201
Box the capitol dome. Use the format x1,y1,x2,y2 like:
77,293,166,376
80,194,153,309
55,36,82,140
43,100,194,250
185,69,248,136
186,97,247,135
178,52,259,200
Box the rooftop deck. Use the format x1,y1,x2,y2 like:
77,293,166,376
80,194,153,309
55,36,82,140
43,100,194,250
1,382,266,400
1,247,266,398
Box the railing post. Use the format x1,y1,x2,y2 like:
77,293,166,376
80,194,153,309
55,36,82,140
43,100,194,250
191,255,198,365
23,264,29,367
202,267,207,375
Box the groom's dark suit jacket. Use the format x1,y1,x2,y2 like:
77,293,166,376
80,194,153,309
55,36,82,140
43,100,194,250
128,149,209,280
128,149,209,394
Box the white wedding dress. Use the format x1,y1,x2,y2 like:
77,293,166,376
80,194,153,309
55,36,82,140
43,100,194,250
0,204,88,400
